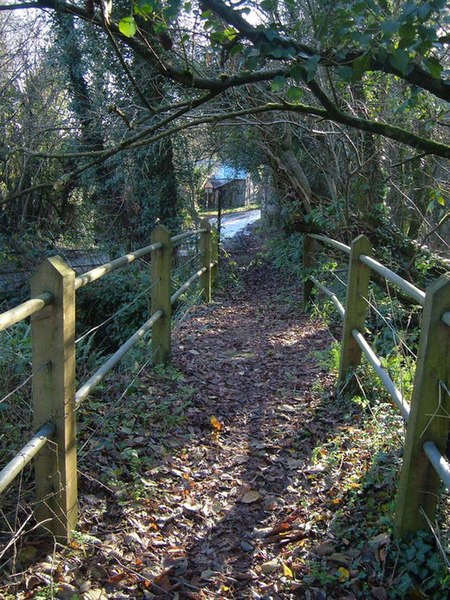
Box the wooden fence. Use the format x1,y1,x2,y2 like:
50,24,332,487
304,233,450,536
0,221,218,542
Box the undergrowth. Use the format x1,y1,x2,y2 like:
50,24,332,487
0,240,207,576
266,232,450,599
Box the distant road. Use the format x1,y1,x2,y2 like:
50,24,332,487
209,208,261,238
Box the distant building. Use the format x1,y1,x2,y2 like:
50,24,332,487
202,164,260,210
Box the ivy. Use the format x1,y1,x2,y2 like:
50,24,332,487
303,55,321,82
118,16,137,38
271,75,285,92
286,85,303,103
389,48,411,76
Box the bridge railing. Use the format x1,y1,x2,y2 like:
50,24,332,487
304,233,450,536
0,220,218,542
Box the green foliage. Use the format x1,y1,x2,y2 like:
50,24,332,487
387,531,450,598
307,342,449,600
118,16,137,37
322,0,447,82
76,266,151,351
264,233,304,279
0,322,32,464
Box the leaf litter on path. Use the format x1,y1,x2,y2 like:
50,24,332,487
1,228,412,599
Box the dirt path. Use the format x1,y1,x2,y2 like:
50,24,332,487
4,229,404,599
162,232,333,597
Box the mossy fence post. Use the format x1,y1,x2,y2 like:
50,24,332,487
151,225,172,365
395,274,450,535
200,218,212,303
338,235,372,394
31,257,77,543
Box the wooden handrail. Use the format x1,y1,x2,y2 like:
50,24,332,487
0,224,217,541
0,292,53,332
308,233,351,255
0,422,55,495
423,441,450,490
304,232,450,537
351,329,410,421
75,310,163,406
171,228,207,245
75,242,163,290
308,276,345,319
359,254,425,305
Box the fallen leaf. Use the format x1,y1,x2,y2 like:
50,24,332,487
153,572,172,594
241,490,261,504
210,416,223,431
261,560,279,574
329,552,351,565
282,562,294,578
17,547,37,564
370,533,390,548
233,454,249,464
200,569,218,581
240,540,253,552
337,566,350,582
83,589,108,600
313,542,336,556
107,572,127,584
371,587,387,600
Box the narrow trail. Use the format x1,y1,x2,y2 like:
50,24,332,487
7,228,400,599
163,231,334,597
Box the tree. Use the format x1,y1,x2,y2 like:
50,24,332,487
0,0,448,247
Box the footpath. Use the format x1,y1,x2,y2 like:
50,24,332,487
6,228,409,599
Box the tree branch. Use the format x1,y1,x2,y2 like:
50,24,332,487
201,0,450,102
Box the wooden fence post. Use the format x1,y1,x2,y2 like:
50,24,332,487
395,274,450,536
211,224,219,290
31,256,77,542
151,225,172,365
303,235,315,309
338,235,372,393
200,218,212,303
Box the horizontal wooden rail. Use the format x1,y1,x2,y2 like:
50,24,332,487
308,233,351,255
0,223,219,542
171,266,208,305
75,242,163,290
352,329,410,421
423,441,450,490
359,254,426,306
0,422,56,494
305,232,449,537
171,228,207,246
309,276,345,319
0,292,53,332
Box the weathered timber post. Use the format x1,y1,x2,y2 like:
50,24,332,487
151,225,172,365
303,235,315,310
200,218,212,303
338,235,372,393
31,257,77,542
396,274,450,536
210,224,219,290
